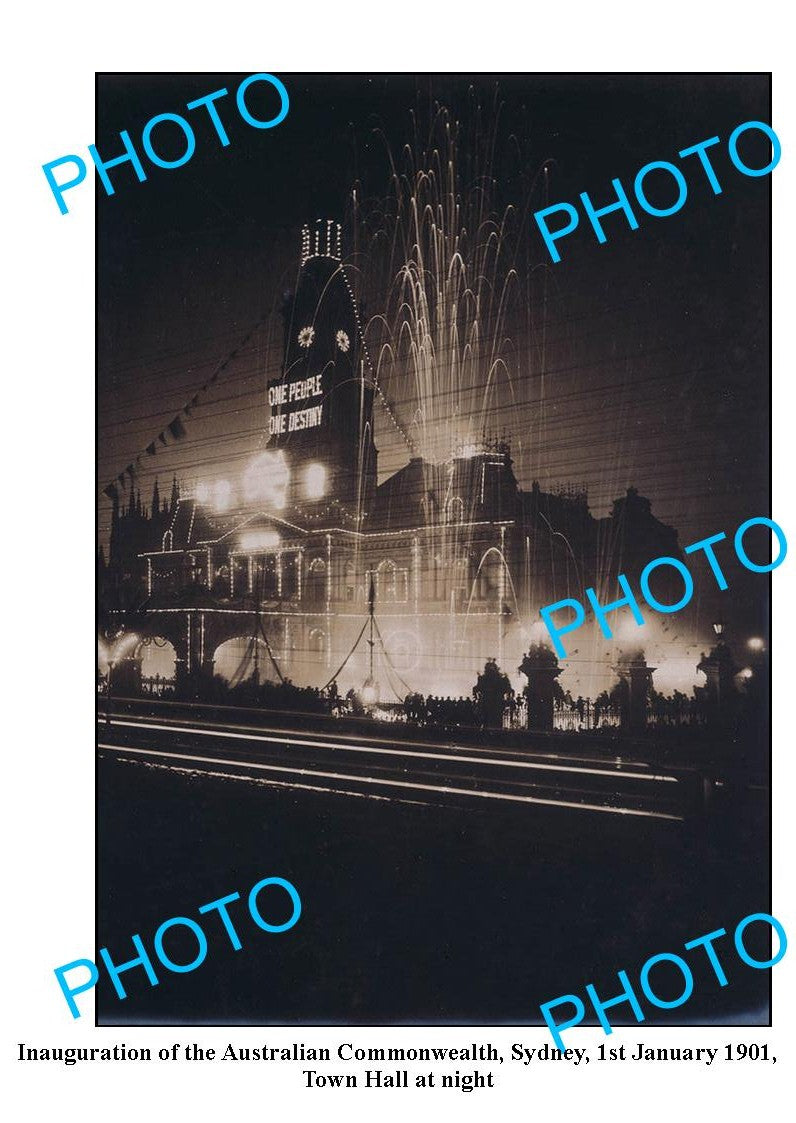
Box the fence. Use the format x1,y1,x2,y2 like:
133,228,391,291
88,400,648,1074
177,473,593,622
99,670,712,733
502,695,709,733
140,675,177,698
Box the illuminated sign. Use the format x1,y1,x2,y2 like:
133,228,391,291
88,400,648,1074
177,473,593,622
267,374,324,436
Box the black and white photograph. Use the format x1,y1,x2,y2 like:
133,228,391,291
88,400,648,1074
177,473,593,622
6,7,793,1116
97,72,772,1025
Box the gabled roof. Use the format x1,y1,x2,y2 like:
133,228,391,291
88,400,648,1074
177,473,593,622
164,498,212,550
197,508,310,546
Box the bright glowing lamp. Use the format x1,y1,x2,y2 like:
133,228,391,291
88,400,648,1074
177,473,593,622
213,479,232,511
747,637,765,652
525,620,549,643
304,462,326,499
109,632,139,662
243,451,290,508
239,529,280,552
616,616,646,643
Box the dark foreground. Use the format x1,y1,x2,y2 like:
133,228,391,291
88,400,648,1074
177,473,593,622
97,753,769,1025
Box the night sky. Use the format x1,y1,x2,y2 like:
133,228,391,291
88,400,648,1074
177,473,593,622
98,73,771,635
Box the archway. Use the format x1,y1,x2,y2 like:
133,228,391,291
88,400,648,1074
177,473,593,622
306,557,326,604
308,627,327,665
213,636,279,685
138,637,177,696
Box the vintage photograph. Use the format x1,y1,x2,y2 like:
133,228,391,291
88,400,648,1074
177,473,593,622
97,73,771,1025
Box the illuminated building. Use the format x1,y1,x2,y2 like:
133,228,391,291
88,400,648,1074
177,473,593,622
102,221,684,698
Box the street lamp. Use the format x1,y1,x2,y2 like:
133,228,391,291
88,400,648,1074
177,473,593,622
361,676,379,707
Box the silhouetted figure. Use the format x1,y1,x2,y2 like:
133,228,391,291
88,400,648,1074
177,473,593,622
473,658,513,729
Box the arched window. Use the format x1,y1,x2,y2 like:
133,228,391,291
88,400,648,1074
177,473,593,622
375,559,395,602
308,628,327,662
376,559,409,604
162,529,173,551
139,638,177,694
420,496,436,524
212,637,276,686
306,556,326,603
445,496,464,525
281,552,298,600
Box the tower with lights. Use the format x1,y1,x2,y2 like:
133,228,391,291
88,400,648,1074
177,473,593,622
118,222,691,703
250,218,378,521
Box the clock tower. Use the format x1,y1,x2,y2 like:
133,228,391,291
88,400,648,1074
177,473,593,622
265,219,377,521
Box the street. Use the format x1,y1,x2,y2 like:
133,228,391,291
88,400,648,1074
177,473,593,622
98,705,709,821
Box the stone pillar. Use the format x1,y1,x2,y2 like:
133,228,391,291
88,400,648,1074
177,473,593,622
519,645,562,732
614,653,655,735
172,619,191,695
697,643,737,726
110,655,142,697
200,612,216,683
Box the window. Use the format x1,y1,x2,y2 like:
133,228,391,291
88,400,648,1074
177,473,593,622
445,497,464,525
453,557,470,608
308,628,326,662
394,568,409,602
281,553,298,600
375,559,409,604
306,556,326,603
433,554,445,600
344,560,356,601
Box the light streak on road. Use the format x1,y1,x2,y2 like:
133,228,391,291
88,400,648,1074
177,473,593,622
98,740,685,821
101,715,677,784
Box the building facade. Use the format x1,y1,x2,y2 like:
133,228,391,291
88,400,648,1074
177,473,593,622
99,221,684,700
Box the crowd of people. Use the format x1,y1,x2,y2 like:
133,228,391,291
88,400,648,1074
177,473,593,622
110,660,734,736
402,693,481,728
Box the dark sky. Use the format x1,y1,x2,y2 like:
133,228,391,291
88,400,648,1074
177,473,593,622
98,72,771,626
